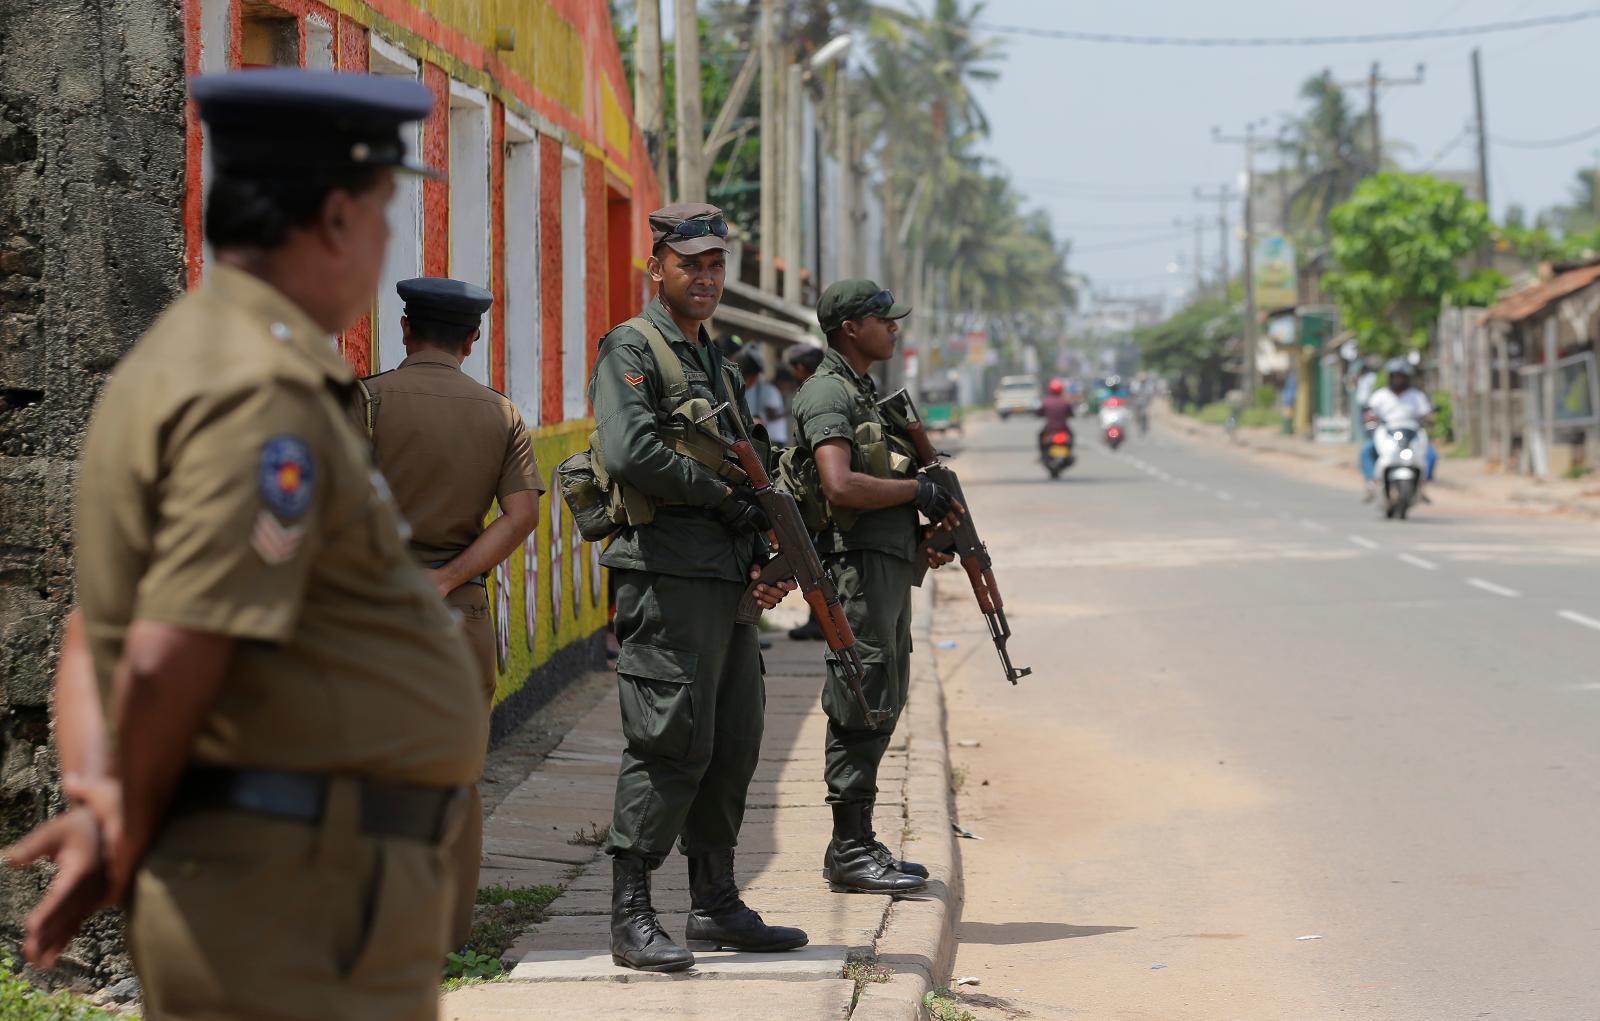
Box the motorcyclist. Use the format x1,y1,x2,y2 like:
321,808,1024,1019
1038,377,1074,454
1361,358,1437,502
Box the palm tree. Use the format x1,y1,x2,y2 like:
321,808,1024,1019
1279,72,1375,242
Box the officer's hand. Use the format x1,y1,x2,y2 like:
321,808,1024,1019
748,567,796,610
4,807,109,969
426,567,455,600
60,774,130,902
717,487,771,535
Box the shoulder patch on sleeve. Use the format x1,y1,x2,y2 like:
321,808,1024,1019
257,435,315,519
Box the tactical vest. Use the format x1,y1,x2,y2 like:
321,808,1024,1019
587,316,747,529
783,363,915,534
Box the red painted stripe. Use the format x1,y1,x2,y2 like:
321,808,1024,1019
182,0,203,289
538,135,564,425
421,62,450,278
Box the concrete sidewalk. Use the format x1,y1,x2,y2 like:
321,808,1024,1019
441,592,960,1021
1170,413,1600,518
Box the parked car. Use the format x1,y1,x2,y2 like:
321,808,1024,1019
994,375,1041,419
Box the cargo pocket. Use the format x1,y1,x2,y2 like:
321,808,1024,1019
616,642,700,761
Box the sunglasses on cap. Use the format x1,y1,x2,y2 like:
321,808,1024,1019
851,289,896,319
662,216,729,240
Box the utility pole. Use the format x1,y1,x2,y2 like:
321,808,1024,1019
782,61,803,304
634,0,668,195
1195,185,1233,301
1471,49,1490,213
757,0,778,293
673,0,704,203
1214,123,1268,395
1470,48,1492,272
1338,61,1425,172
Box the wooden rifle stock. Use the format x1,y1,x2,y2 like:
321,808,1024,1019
713,418,892,728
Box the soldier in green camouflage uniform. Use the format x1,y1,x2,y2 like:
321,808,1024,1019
589,203,807,972
790,280,960,894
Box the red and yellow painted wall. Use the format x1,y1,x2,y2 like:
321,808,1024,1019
181,0,660,708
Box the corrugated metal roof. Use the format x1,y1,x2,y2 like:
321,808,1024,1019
1486,263,1600,322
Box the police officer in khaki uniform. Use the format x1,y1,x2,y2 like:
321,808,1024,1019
21,70,482,1020
791,279,960,895
361,277,542,949
590,203,805,972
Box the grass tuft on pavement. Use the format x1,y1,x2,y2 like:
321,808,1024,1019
923,988,977,1021
0,954,129,1020
844,952,892,1012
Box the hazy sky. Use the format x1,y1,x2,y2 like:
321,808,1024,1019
962,1,1600,305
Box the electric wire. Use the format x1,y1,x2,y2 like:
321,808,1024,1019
1492,122,1600,149
973,9,1600,47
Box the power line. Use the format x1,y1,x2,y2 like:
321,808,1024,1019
1493,121,1600,149
973,9,1600,47
1420,123,1474,171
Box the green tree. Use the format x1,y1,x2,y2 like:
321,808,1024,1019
1135,294,1240,406
1324,172,1504,356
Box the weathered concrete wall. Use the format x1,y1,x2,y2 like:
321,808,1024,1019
0,0,186,983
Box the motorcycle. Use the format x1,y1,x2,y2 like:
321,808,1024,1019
1100,398,1129,451
1040,429,1074,479
1372,418,1430,520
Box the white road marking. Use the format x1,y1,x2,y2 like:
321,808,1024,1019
1558,610,1600,633
1193,484,1211,494
1398,553,1438,571
1466,577,1522,598
1349,535,1381,550
1564,681,1600,691
1215,490,1234,501
1300,519,1328,532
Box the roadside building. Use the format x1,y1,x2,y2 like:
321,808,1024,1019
0,0,657,977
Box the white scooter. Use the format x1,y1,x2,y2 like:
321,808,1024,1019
1371,415,1430,520
1099,399,1130,451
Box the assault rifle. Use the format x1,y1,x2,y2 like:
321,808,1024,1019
879,390,1032,686
698,407,891,728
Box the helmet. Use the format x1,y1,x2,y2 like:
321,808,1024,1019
1384,357,1412,377
1048,378,1065,395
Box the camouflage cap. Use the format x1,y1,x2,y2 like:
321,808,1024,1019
816,279,911,333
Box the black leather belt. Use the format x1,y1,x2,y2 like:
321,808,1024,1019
170,767,467,844
426,559,487,587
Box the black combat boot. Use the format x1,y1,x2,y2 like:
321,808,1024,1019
823,801,930,880
610,855,695,972
824,802,926,894
684,849,809,952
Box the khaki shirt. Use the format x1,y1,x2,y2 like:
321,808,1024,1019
74,266,485,787
791,347,919,562
361,349,543,565
589,297,764,583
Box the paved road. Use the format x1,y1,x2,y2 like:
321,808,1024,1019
935,413,1600,1020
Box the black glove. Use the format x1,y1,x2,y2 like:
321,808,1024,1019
913,475,955,521
716,486,771,534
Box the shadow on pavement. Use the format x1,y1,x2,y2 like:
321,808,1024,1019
956,921,1134,945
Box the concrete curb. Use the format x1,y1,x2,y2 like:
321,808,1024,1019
851,585,961,1021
